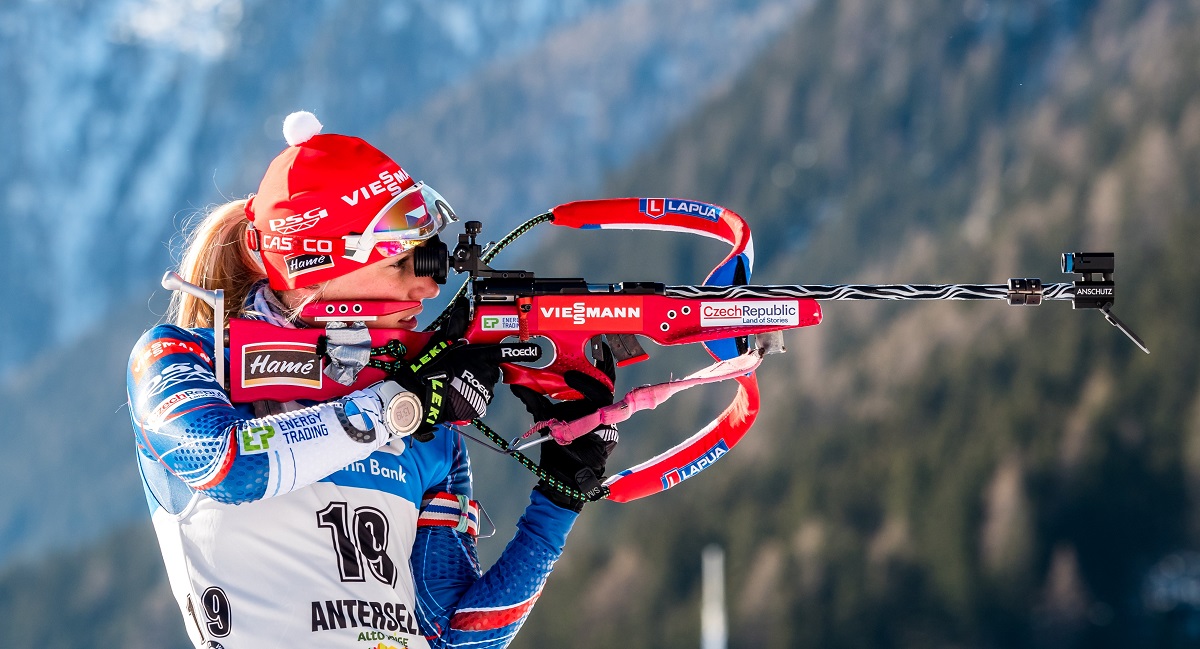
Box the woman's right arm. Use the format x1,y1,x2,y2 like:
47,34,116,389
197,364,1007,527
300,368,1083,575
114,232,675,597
127,324,402,505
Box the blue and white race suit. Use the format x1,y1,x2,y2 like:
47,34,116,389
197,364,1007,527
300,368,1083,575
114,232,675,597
127,312,576,648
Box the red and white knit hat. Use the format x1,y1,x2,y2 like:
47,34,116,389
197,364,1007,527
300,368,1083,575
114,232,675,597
245,111,453,290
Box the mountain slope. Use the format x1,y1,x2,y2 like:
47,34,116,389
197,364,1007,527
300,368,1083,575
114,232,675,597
0,523,187,649
510,0,1199,647
0,286,165,564
384,0,812,248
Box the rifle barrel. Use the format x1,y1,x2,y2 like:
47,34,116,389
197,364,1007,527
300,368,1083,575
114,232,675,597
665,283,1075,302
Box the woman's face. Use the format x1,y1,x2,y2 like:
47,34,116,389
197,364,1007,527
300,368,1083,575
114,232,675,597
284,247,439,329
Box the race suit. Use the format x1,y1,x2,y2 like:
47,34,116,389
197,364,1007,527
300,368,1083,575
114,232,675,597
127,318,576,649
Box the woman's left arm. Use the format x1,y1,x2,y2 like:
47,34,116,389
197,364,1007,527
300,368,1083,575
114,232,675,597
411,371,615,648
412,489,576,649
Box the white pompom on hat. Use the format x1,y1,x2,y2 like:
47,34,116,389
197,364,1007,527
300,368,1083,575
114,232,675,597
282,111,323,146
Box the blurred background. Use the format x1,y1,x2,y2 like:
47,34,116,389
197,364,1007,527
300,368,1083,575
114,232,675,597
0,0,1196,647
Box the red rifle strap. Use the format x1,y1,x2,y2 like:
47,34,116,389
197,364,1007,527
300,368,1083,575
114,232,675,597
549,197,759,501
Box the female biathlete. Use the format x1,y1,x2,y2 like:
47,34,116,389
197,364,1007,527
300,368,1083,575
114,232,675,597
126,113,616,648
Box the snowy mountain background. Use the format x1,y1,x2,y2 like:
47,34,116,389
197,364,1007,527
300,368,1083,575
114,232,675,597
2,0,1199,647
0,0,808,565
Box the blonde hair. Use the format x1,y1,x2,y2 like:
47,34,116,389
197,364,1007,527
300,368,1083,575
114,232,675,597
168,199,266,328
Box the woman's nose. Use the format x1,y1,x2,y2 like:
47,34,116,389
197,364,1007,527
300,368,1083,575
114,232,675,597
409,274,439,301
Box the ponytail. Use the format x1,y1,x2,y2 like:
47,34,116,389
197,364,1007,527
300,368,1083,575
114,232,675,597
168,200,266,328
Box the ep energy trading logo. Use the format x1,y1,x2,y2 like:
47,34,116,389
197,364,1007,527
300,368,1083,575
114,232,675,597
700,301,800,327
480,315,520,331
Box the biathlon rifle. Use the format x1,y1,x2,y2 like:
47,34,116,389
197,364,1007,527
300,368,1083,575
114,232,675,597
162,197,1147,504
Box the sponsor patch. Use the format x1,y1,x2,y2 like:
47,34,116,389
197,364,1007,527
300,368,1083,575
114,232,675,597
370,457,406,483
343,457,408,483
241,342,323,389
699,301,800,327
286,253,336,278
480,315,520,331
132,338,211,379
660,439,729,489
149,388,229,423
260,234,335,254
334,400,377,444
269,207,328,234
536,296,643,331
240,424,276,454
141,362,218,402
240,411,333,453
499,345,540,360
342,400,374,434
639,198,721,221
310,598,421,635
275,411,331,445
341,169,412,206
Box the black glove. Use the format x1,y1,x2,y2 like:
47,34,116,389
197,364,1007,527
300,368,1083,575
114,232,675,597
392,299,500,441
511,371,619,512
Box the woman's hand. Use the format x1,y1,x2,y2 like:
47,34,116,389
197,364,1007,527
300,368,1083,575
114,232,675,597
511,371,620,512
392,339,501,440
